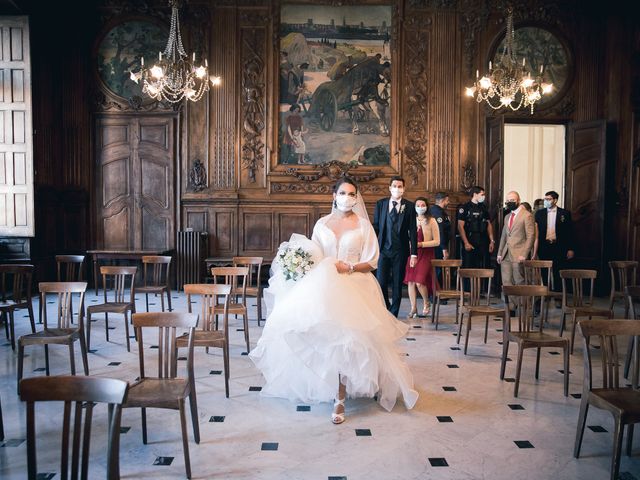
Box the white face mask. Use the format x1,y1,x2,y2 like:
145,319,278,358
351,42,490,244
544,199,554,209
335,195,357,212
390,187,404,199
415,206,427,215
477,194,485,203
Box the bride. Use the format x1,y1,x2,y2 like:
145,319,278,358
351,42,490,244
249,177,419,424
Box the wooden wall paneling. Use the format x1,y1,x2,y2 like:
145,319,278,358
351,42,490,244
486,115,504,227
275,210,312,248
183,203,237,259
629,111,640,267
240,208,273,255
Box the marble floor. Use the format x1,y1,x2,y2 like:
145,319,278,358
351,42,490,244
0,290,639,480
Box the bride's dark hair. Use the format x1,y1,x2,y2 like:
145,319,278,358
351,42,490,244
333,176,358,193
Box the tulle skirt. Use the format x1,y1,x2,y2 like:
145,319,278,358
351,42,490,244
249,257,419,412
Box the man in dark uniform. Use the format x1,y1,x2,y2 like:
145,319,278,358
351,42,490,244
457,186,495,270
535,190,575,294
430,192,451,294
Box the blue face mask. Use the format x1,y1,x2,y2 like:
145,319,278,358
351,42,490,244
415,207,427,215
544,199,553,209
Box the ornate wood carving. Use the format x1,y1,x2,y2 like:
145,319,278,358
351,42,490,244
240,23,266,184
402,14,431,185
460,162,476,191
271,182,385,195
458,0,490,79
284,160,383,183
189,159,207,192
97,0,170,24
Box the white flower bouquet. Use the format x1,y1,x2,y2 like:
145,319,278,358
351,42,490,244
276,243,315,282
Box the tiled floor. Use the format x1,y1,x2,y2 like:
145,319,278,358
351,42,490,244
0,291,639,479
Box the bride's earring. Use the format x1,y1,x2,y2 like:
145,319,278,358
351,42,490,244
333,200,337,208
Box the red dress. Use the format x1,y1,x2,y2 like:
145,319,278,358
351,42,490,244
403,225,436,294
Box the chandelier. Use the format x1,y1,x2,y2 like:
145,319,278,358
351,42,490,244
129,0,221,104
465,7,552,114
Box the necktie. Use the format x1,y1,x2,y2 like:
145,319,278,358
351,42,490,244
508,212,515,230
390,201,398,223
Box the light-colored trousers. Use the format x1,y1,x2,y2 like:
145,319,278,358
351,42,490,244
501,258,525,309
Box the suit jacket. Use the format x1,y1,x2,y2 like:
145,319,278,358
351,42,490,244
498,208,535,261
534,206,574,254
373,197,418,257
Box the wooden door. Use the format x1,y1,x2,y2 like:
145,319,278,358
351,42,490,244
566,120,607,276
486,116,504,229
95,115,175,250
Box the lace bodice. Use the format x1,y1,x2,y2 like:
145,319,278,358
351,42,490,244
311,214,379,268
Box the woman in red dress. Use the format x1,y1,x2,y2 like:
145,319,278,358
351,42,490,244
404,197,440,317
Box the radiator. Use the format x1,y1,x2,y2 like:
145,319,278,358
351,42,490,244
176,230,208,290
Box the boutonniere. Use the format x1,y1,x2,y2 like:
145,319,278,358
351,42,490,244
560,215,565,223
400,204,406,214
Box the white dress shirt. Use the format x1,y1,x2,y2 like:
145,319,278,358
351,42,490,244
546,207,557,241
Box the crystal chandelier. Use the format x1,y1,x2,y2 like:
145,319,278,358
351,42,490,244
465,7,553,114
129,0,221,104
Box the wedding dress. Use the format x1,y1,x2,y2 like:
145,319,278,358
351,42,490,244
249,202,419,412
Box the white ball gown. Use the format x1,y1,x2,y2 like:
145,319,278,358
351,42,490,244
249,212,419,412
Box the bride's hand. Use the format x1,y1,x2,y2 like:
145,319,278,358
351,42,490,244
335,261,351,274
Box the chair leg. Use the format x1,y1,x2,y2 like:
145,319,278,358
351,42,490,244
17,342,25,392
514,344,524,398
559,312,566,337
79,332,89,376
87,311,92,351
455,300,460,324
574,399,589,458
0,393,4,441
535,347,541,380
145,293,149,312
105,313,110,342
626,423,635,456
464,315,471,355
563,343,570,397
68,341,76,375
38,296,43,324
44,344,50,376
243,313,250,353
257,294,263,326
141,407,148,444
483,315,489,344
223,343,230,398
160,293,165,312
500,339,510,380
570,312,578,355
188,387,200,444
167,288,173,312
2,311,8,340
27,303,35,333
7,310,17,351
432,298,438,327
611,416,624,480
457,313,464,345
624,336,633,379
124,312,131,352
178,399,192,479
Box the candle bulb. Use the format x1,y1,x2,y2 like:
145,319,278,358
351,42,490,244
522,57,526,66
141,56,144,66
540,64,544,73
489,61,492,70
159,52,162,61
476,69,479,78
192,52,195,62
205,59,208,67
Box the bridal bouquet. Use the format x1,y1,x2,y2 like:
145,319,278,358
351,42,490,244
276,243,315,282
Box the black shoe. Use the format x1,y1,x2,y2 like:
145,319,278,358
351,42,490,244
440,299,449,305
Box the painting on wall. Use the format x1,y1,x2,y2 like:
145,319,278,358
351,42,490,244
278,4,392,166
97,20,167,100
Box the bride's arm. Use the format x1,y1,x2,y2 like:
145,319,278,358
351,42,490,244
341,220,379,274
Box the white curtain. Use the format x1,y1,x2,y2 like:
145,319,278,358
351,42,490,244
504,124,565,206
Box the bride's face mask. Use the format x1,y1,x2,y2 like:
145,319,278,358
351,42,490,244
335,194,358,212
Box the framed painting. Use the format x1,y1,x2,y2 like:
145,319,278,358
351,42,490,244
95,19,167,101
277,4,393,167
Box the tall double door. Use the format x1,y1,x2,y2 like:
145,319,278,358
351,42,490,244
94,114,176,251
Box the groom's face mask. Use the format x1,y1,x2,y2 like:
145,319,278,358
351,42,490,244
389,183,404,199
335,195,358,212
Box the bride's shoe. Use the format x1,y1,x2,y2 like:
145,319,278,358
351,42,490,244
332,397,346,424
419,304,431,318
407,310,418,319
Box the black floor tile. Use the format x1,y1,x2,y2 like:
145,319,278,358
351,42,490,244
241,352,249,356
177,357,187,361
412,325,422,329
261,442,278,451
496,329,503,332
508,404,525,410
153,456,174,466
210,416,225,422
571,393,582,399
450,347,461,351
150,345,158,349
406,337,416,341
120,426,131,433
1,439,25,447
355,429,372,436
107,326,116,330
514,440,534,449
497,341,503,345
442,386,457,392
548,351,560,355
504,377,515,383
558,369,572,374
33,367,46,372
88,349,97,354
210,370,222,375
297,405,311,412
236,328,244,332
447,364,459,368
36,474,55,480
428,458,449,467
588,425,608,433
436,416,453,423
108,362,121,366
249,386,262,391
328,477,347,480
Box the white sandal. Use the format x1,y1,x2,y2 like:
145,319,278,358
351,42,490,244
332,397,346,424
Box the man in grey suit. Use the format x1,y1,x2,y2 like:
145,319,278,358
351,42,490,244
497,191,535,314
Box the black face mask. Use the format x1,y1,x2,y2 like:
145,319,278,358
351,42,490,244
505,201,518,211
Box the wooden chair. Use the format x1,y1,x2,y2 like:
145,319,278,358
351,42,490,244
499,285,570,397
624,286,640,379
574,319,640,480
44,255,85,324
17,282,89,392
19,375,128,480
124,312,199,479
135,255,172,312
211,266,250,353
430,259,463,330
608,261,638,317
457,269,506,354
178,284,232,397
233,256,264,325
87,266,137,352
0,393,3,441
522,259,563,322
0,264,35,350
560,269,613,354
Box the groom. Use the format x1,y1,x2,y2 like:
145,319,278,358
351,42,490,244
373,176,418,317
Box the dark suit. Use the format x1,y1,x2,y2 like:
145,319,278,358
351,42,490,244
373,197,418,317
535,206,574,291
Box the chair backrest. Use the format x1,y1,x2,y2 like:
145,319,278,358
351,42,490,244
0,264,33,304
502,285,549,333
459,268,494,307
627,286,640,319
19,375,128,480
609,260,638,294
522,259,553,286
100,266,136,304
578,319,640,391
560,269,596,308
132,312,198,380
39,282,87,330
141,255,171,288
211,266,249,300
184,284,231,332
430,259,461,291
232,256,263,290
56,255,85,282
